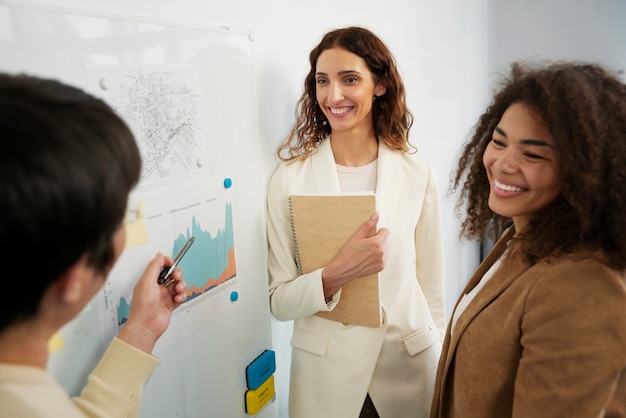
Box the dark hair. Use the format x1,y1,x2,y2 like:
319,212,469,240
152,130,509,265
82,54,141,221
452,61,626,269
0,73,142,330
278,26,414,161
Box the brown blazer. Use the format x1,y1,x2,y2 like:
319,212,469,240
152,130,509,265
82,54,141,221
431,228,626,418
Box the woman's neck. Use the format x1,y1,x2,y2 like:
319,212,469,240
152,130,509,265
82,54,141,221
330,130,378,167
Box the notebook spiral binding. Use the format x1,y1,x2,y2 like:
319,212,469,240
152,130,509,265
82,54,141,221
287,196,303,275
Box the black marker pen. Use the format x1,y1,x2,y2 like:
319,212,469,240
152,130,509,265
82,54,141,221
158,236,195,286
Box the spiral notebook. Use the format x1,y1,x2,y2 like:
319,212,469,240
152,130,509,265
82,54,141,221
288,193,382,328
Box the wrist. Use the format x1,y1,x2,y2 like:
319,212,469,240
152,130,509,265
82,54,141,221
118,323,158,354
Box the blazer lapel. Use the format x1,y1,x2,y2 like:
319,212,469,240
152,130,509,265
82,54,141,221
310,138,342,193
374,142,402,225
461,227,517,296
441,227,530,383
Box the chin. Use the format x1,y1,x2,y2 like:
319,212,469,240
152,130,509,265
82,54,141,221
488,202,515,219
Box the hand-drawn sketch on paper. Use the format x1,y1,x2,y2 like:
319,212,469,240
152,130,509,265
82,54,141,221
88,65,207,186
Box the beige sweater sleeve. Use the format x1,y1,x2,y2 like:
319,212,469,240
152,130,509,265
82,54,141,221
72,337,159,417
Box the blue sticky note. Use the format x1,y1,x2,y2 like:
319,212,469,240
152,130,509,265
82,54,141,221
246,350,276,390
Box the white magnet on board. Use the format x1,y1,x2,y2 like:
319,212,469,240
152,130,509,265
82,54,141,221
99,76,112,90
196,156,204,167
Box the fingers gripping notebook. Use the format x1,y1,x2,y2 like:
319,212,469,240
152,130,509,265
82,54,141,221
287,193,382,328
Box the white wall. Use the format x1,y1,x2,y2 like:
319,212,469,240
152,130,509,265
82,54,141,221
487,0,626,84
7,1,489,417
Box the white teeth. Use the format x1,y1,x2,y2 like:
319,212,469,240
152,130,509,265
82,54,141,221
495,179,525,192
330,107,350,115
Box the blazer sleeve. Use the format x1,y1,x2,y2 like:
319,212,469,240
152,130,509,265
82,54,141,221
266,162,336,321
513,259,626,417
414,162,446,336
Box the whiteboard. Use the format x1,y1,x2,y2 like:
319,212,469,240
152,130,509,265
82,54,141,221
0,3,276,417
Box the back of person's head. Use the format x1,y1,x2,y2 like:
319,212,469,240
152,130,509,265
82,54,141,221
454,61,626,269
279,26,413,161
0,74,142,331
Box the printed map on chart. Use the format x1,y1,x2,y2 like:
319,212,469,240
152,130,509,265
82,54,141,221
88,65,207,186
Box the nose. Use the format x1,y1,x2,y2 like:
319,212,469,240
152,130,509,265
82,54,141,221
494,149,518,173
329,83,344,102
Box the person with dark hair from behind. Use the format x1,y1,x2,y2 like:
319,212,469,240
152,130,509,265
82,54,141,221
267,26,445,418
431,61,626,417
0,73,188,417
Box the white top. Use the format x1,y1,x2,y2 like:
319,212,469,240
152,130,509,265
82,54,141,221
336,159,377,192
450,249,508,336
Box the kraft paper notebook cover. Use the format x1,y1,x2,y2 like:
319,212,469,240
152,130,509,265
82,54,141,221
288,193,382,328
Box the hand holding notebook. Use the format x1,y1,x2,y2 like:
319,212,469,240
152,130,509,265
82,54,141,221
288,192,384,328
321,212,388,291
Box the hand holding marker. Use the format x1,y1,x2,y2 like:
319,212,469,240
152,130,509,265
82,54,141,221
158,236,195,286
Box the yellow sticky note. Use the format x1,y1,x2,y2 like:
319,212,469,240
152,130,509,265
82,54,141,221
244,374,275,415
48,332,65,353
125,200,148,248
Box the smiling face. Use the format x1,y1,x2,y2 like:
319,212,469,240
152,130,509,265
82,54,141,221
483,102,562,232
314,47,386,136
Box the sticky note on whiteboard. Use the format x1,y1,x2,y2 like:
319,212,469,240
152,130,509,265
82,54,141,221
245,349,276,390
245,375,275,415
124,200,147,248
48,331,65,353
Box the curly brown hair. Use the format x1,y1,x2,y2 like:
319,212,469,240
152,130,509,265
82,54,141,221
452,61,626,270
277,26,414,162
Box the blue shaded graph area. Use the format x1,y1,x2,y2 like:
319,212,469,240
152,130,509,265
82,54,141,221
118,297,131,326
173,203,236,300
115,203,236,325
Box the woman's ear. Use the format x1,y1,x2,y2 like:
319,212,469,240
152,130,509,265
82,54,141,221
374,83,387,97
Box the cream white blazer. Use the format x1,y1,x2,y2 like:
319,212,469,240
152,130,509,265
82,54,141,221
267,139,445,418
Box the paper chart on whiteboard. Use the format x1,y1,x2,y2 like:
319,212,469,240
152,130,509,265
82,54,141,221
96,175,238,353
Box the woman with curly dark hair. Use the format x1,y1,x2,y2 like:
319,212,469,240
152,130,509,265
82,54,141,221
431,61,626,417
267,26,445,418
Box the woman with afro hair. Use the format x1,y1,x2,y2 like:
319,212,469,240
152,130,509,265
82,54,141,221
431,61,626,418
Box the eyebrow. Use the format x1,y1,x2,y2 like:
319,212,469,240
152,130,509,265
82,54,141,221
315,69,362,77
494,126,553,147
